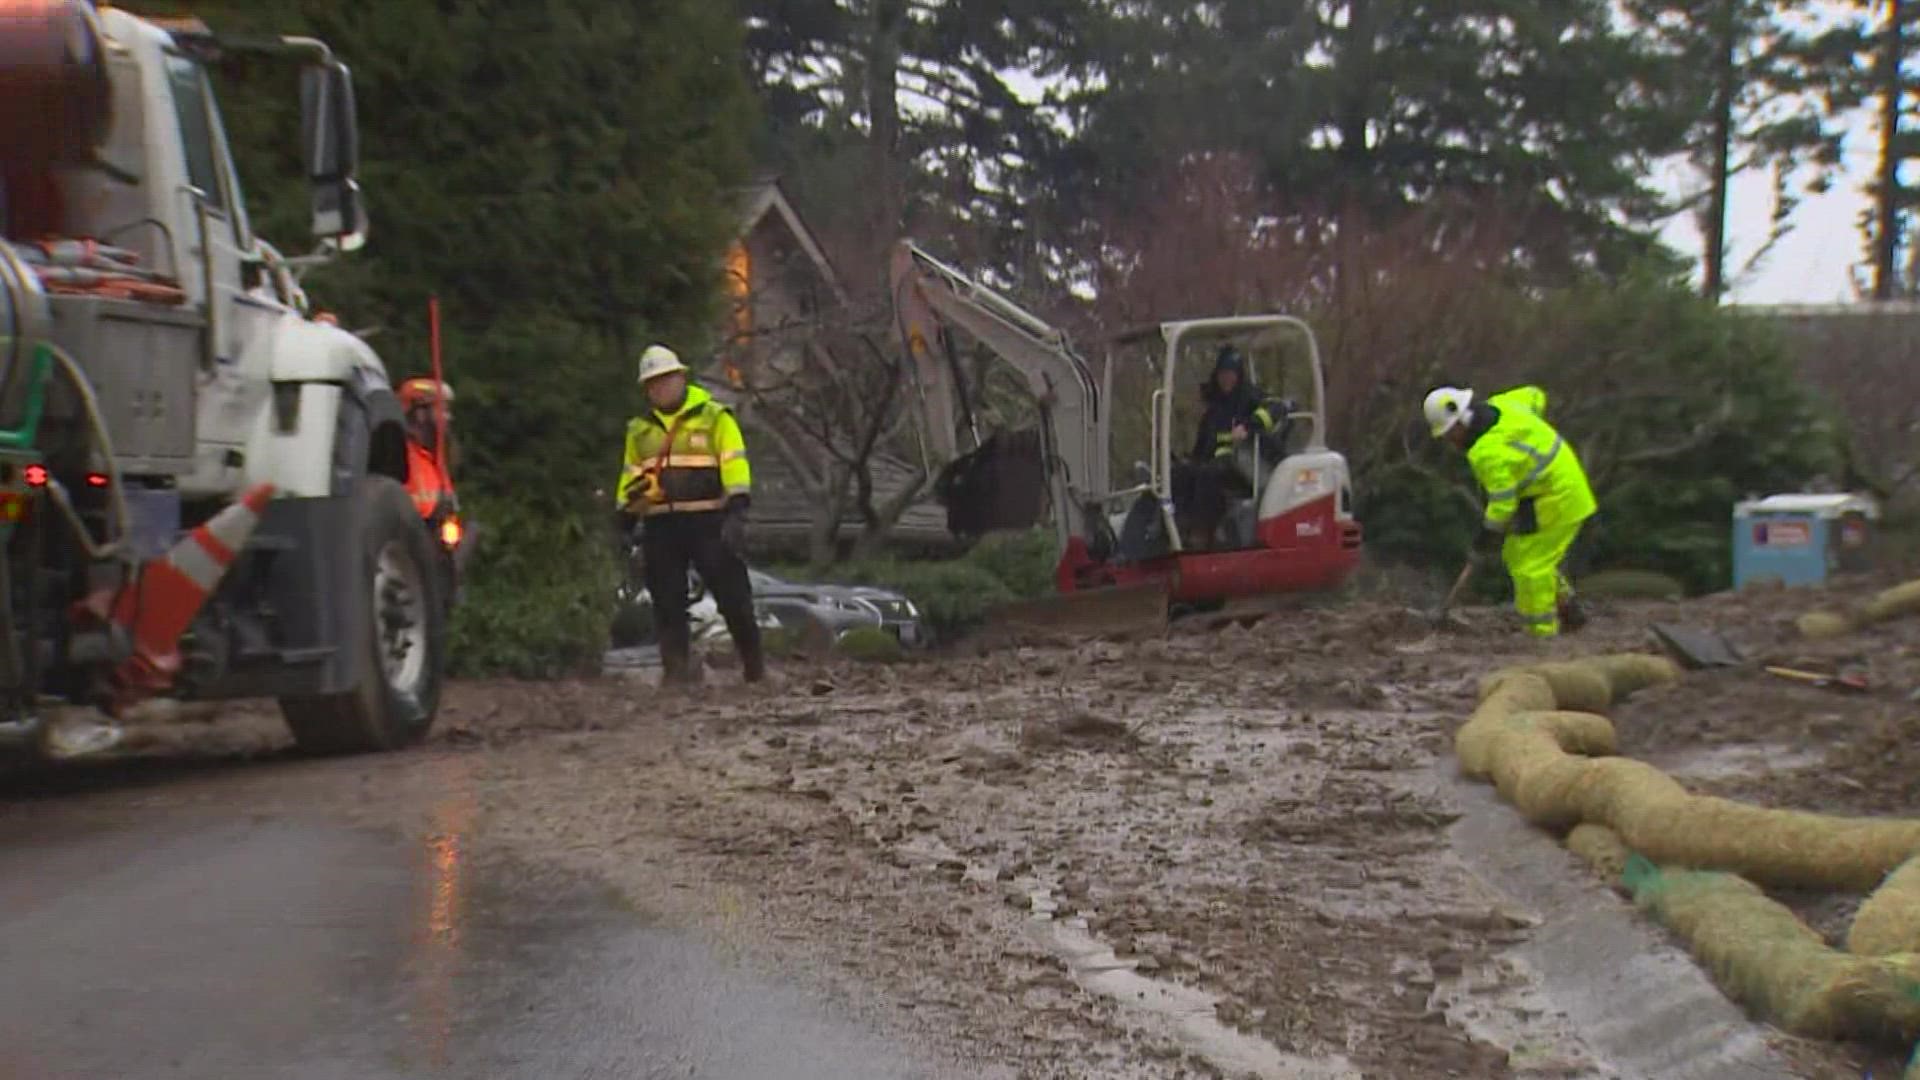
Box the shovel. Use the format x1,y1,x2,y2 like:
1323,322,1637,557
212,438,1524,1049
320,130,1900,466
1764,665,1870,693
1647,623,1745,670
1429,559,1476,629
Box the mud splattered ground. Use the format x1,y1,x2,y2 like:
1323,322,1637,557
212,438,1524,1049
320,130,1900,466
20,572,1920,1078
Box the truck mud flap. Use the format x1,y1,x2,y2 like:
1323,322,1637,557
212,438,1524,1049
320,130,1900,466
191,494,366,700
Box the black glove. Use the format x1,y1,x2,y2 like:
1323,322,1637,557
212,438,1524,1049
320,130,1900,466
721,496,749,556
1473,525,1504,556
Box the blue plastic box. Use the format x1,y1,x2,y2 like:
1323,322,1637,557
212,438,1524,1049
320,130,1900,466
1731,493,1878,590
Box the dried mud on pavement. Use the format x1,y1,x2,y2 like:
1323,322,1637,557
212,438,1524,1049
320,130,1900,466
46,574,1920,1078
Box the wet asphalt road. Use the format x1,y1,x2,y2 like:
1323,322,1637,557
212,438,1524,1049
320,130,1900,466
0,753,962,1080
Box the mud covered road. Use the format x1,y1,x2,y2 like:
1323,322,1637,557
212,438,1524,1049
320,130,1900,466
7,576,1919,1078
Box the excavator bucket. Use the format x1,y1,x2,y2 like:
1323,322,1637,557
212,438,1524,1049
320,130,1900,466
973,580,1171,645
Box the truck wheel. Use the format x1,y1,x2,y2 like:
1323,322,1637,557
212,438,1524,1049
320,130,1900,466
280,476,446,754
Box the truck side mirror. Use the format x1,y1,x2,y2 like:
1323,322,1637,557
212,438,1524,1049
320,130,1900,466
299,61,363,242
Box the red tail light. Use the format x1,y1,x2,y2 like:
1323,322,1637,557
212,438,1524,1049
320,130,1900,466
23,464,48,487
85,472,108,487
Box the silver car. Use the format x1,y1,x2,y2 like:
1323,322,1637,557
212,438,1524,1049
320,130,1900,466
610,538,783,649
746,569,927,648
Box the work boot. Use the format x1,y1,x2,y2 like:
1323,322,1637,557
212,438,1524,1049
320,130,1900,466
1559,596,1589,633
657,623,696,687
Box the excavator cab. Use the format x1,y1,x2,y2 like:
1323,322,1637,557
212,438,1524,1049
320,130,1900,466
1150,321,1321,551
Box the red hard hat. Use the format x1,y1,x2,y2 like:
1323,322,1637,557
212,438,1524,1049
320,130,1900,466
399,377,453,410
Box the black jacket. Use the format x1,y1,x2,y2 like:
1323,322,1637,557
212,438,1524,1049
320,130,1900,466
1191,380,1292,462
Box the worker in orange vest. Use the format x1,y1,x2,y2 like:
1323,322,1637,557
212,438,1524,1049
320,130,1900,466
400,378,457,517
398,377,465,605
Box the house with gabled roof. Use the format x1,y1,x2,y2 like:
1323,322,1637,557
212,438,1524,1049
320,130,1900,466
699,175,950,556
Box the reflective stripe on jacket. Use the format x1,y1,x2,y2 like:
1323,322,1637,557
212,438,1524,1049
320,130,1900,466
406,440,454,521
616,383,751,515
1209,399,1287,459
1466,386,1596,533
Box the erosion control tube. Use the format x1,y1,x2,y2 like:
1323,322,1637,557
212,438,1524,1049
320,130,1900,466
1455,652,1920,1066
1797,578,1920,641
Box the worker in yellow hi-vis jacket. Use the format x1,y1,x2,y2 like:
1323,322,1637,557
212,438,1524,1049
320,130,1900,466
1424,384,1597,637
615,344,763,684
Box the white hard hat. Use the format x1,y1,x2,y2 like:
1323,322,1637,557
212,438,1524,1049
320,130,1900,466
637,344,688,384
1424,386,1474,437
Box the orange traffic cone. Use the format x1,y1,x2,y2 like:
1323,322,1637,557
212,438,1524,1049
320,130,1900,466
105,482,275,714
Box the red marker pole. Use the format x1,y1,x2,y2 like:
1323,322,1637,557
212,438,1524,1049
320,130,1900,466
428,295,449,477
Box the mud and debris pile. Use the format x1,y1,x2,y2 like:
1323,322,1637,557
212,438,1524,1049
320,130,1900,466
45,569,1920,1078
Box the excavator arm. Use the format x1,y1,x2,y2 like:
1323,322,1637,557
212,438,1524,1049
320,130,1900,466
887,241,1109,546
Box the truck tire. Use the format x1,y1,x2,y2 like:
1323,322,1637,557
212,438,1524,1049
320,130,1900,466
280,475,446,754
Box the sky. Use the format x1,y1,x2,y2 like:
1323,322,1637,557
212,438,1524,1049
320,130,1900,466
1653,0,1875,306
1660,104,1879,306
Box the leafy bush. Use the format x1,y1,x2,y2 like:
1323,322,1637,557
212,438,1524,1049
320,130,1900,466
609,598,653,649
1352,267,1842,597
1578,569,1686,600
183,0,754,680
960,528,1060,598
448,494,619,679
803,559,1018,642
835,626,907,662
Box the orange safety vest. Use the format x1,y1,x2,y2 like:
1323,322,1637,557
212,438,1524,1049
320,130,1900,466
406,439,453,521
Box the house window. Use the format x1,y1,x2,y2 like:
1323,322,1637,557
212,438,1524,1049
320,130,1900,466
723,240,753,388
726,240,752,340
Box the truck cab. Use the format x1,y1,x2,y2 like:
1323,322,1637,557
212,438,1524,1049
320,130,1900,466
0,1,444,754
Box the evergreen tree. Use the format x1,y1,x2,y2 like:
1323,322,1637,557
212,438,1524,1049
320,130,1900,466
130,0,758,673
1061,0,1699,274
741,0,1092,270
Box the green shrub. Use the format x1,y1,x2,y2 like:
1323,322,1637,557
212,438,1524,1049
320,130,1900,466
835,626,907,662
785,558,1017,642
959,528,1059,599
760,624,800,658
609,599,653,649
1578,569,1686,600
1357,268,1842,597
448,494,618,679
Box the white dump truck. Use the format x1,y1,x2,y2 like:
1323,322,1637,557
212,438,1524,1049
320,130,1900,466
0,1,445,754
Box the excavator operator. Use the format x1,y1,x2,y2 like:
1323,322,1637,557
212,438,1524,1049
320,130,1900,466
1173,345,1294,550
614,344,765,686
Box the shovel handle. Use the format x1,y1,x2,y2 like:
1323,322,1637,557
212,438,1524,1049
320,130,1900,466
1439,560,1475,614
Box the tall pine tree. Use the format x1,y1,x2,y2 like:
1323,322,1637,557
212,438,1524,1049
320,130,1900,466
1626,0,1849,299
1062,0,1697,275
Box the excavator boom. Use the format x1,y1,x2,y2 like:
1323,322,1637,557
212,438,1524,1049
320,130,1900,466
889,241,1173,640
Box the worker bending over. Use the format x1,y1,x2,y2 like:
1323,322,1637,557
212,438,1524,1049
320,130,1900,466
1174,346,1293,549
615,345,765,685
1425,384,1595,637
